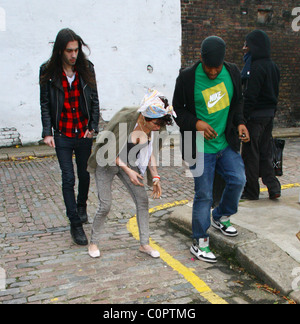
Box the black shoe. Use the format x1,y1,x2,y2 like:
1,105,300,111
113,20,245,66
269,192,281,200
241,194,259,201
77,206,88,224
70,224,88,246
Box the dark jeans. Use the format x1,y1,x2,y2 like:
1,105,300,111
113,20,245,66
54,133,93,225
190,146,246,240
242,117,281,199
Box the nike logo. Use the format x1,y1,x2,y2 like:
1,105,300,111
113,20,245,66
207,91,226,108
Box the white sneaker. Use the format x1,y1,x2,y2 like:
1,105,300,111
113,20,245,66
190,238,217,263
212,216,238,237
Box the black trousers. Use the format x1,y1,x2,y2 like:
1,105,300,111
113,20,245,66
54,133,93,225
242,117,281,199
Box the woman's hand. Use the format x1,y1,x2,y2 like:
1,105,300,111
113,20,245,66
151,181,162,199
127,169,144,187
116,157,144,187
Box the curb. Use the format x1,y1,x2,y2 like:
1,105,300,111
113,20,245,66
0,147,56,161
273,128,300,139
168,204,300,304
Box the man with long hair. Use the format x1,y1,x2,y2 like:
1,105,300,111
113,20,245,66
40,28,100,246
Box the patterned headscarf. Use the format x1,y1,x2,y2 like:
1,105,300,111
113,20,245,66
138,89,177,119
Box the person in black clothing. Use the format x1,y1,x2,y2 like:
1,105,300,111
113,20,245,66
241,30,281,200
241,41,251,92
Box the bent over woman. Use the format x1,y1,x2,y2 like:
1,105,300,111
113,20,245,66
87,90,176,259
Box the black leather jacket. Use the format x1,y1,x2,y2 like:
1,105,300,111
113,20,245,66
40,61,100,138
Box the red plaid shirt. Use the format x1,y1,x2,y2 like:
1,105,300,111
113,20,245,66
59,71,88,138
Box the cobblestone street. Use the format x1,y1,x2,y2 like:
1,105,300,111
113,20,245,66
0,139,299,304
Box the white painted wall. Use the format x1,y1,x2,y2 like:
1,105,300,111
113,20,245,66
0,0,181,145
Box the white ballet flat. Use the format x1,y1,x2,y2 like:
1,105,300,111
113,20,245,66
139,248,160,259
88,247,101,258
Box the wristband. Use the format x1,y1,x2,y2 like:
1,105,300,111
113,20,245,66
153,176,161,183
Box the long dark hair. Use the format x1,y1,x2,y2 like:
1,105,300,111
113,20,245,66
40,28,96,88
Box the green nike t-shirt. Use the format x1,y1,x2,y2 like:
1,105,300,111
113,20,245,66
195,63,234,154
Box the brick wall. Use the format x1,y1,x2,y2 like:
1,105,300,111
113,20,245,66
0,128,21,147
181,0,300,127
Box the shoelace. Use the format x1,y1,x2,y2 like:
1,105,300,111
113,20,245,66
199,246,212,253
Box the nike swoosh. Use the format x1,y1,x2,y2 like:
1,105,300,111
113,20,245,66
207,93,226,108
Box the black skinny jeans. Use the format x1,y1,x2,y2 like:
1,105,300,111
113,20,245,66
54,132,93,225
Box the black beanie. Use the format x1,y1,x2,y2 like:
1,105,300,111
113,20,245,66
201,36,226,67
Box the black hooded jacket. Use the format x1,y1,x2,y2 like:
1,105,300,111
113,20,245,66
244,30,280,120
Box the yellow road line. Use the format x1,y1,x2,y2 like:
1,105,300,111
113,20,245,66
260,182,300,192
126,200,228,305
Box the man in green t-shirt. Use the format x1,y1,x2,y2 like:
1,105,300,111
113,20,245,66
173,36,250,263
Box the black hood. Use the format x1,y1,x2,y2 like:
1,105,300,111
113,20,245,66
246,30,271,61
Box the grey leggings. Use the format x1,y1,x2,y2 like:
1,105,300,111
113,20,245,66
90,165,150,246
